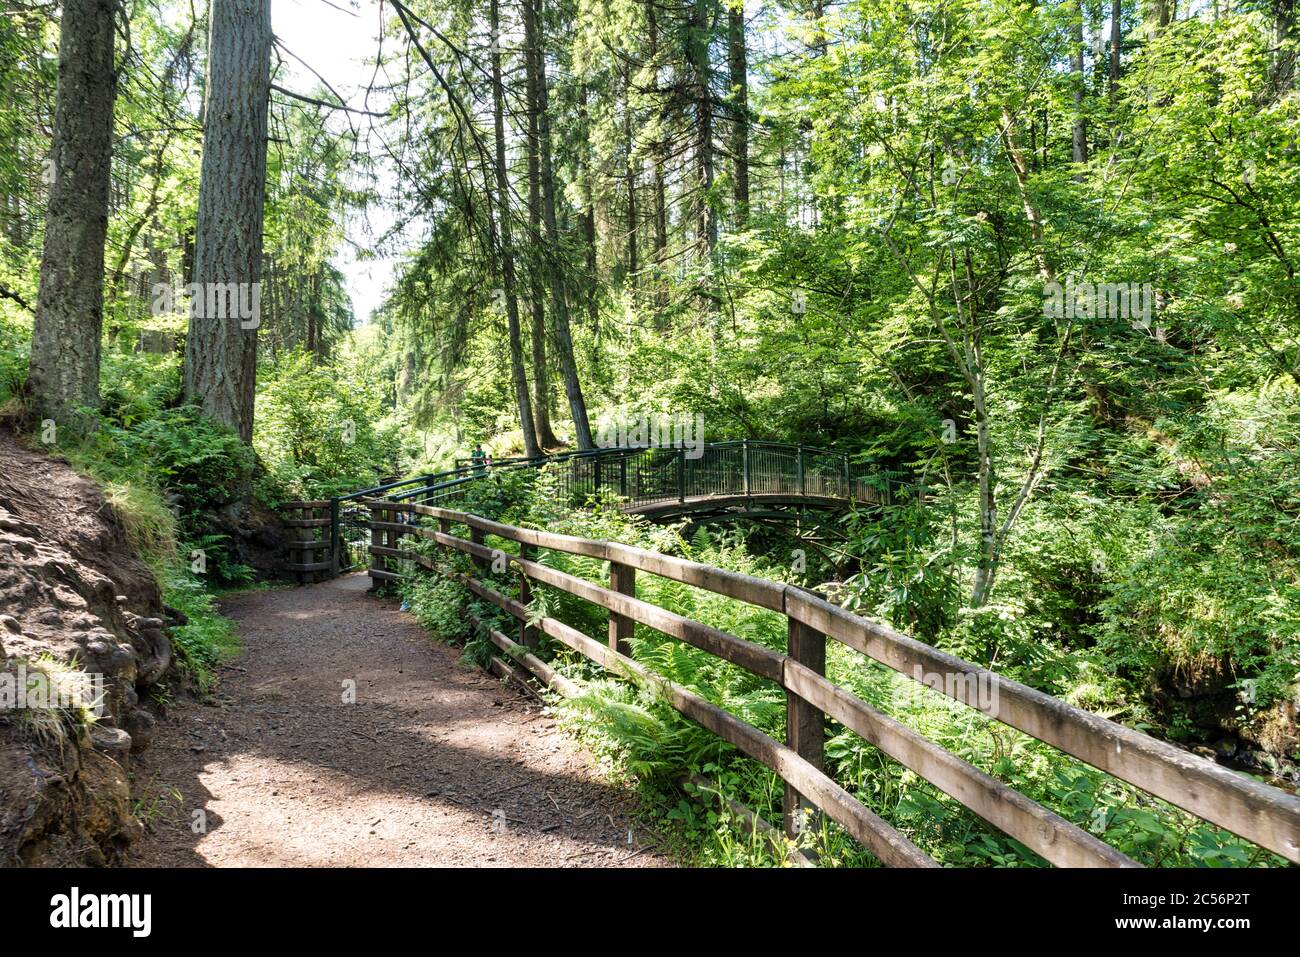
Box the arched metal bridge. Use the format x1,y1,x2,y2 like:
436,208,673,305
281,441,910,577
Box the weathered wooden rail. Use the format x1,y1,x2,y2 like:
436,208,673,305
364,500,1300,868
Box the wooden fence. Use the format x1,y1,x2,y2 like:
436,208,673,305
280,501,333,583
364,500,1300,868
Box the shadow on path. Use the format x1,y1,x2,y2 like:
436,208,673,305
128,574,670,867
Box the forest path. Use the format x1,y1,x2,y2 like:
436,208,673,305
128,574,669,867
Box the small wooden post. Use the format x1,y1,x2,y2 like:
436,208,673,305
368,502,385,587
784,617,826,839
298,506,316,584
471,525,487,571
518,542,538,648
329,498,340,576
608,561,636,655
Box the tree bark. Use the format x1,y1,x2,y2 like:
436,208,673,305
1109,0,1122,104
1071,2,1089,169
727,1,750,226
29,0,117,429
523,0,560,449
182,0,271,443
690,0,717,257
647,1,669,314
534,0,594,449
490,0,539,458
1274,0,1296,94
624,67,639,287
578,82,599,325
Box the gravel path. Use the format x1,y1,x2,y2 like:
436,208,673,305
129,574,669,867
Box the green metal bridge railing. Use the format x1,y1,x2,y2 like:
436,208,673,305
319,441,910,574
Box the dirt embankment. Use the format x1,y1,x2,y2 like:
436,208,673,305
0,431,175,865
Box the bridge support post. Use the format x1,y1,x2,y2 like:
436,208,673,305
742,439,750,496
518,543,539,649
784,617,825,840
608,561,636,655
677,448,686,503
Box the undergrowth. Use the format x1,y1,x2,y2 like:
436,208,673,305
397,472,1288,868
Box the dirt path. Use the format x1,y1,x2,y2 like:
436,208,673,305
128,574,670,867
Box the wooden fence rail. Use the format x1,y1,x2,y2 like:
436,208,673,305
362,500,1300,868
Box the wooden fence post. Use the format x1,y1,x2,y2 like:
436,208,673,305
368,502,385,587
297,506,315,584
519,542,538,648
329,498,340,576
784,617,826,839
609,561,636,655
471,525,487,571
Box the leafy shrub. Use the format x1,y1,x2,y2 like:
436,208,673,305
254,346,402,499
395,474,1284,867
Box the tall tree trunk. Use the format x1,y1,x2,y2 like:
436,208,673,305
1109,0,1122,104
534,0,594,450
578,83,599,325
1143,0,1170,32
182,0,271,443
1071,2,1089,170
1274,0,1296,93
691,0,717,253
523,0,560,449
727,1,750,227
968,337,996,610
647,1,668,314
29,0,117,430
690,0,717,308
624,68,639,287
490,0,539,458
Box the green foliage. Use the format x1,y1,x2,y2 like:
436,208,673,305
159,570,242,691
392,475,1285,867
0,313,29,408
254,346,403,500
